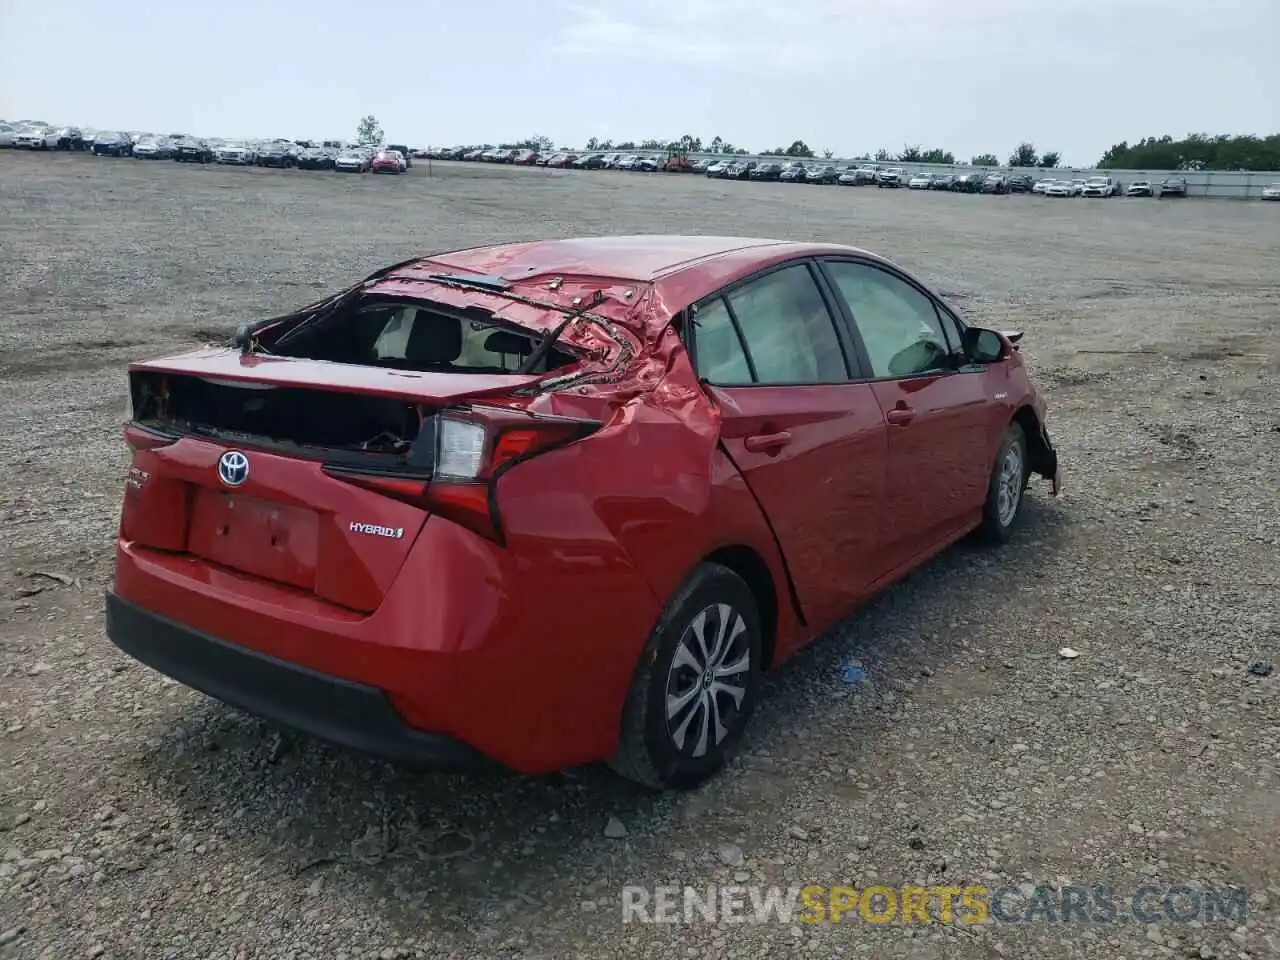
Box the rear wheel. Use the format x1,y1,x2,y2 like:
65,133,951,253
978,422,1029,543
609,563,762,790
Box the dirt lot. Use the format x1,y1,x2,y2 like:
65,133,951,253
1,152,1278,960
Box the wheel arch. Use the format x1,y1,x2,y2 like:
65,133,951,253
701,545,782,670
1013,404,1056,479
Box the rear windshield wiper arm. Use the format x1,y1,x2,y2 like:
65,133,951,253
518,289,603,375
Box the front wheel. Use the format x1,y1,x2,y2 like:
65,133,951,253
609,563,763,790
977,422,1029,543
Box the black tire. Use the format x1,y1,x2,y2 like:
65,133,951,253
977,422,1030,543
609,563,763,790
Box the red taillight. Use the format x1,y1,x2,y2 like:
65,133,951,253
490,422,592,472
427,408,598,543
423,481,498,542
492,428,544,467
326,406,598,544
328,472,428,507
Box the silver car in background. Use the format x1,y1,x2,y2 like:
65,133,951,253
334,148,370,172
132,136,171,159
13,125,58,149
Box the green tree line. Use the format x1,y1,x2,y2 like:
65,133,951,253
1097,134,1280,171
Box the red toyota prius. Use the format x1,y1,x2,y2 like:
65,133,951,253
107,236,1060,789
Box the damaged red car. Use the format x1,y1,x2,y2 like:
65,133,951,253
107,236,1060,789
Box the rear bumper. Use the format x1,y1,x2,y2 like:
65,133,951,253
105,592,491,769
111,449,664,774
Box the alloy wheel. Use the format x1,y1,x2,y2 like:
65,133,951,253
996,444,1024,527
664,603,751,758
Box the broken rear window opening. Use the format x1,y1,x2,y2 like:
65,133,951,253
267,297,579,376
129,298,581,456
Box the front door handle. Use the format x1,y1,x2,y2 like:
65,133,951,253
744,431,792,453
886,407,915,426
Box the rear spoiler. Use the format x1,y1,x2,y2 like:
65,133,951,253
1002,330,1024,351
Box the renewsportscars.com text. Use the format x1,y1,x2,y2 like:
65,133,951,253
621,884,1248,925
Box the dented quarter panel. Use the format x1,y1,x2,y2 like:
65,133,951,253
490,290,805,731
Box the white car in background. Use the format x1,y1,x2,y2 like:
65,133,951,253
907,173,933,189
1262,183,1280,201
1081,176,1120,197
14,125,57,149
1044,180,1075,197
216,140,255,164
0,123,17,148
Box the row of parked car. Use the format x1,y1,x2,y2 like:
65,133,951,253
702,160,1194,198
426,147,1228,198
0,123,415,174
422,145,672,170
9,123,1280,201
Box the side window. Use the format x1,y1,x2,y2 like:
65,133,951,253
932,302,968,360
823,261,952,378
725,264,848,383
691,298,752,384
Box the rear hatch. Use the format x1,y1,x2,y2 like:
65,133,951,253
121,294,582,613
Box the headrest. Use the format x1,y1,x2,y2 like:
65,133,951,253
404,315,462,365
484,330,534,355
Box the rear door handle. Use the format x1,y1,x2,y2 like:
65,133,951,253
886,408,915,426
744,431,792,453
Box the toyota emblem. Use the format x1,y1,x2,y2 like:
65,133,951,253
217,450,250,487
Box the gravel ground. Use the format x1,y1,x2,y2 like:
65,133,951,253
1,152,1278,960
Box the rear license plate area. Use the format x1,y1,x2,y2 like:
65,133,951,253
187,489,320,590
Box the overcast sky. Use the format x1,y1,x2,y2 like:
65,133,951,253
1,0,1276,165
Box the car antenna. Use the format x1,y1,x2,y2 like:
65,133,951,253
518,289,604,375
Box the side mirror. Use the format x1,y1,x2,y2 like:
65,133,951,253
962,327,1007,364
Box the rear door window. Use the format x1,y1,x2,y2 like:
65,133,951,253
691,298,753,384
723,264,849,383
